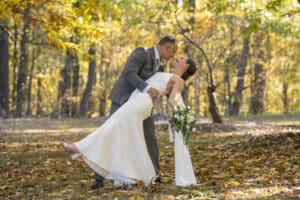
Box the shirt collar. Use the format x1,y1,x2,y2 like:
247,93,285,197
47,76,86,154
154,46,160,60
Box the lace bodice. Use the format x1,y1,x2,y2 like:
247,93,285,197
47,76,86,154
146,72,173,96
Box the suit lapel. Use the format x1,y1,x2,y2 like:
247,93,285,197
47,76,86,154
146,47,156,71
148,46,165,72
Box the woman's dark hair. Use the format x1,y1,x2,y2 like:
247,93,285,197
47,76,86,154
182,58,196,80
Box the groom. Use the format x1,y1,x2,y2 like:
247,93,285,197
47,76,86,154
92,35,178,189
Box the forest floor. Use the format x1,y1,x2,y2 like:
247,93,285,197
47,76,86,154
0,116,299,200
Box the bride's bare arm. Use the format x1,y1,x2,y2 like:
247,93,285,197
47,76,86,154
168,75,185,106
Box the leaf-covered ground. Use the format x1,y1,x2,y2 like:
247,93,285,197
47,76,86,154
0,116,299,199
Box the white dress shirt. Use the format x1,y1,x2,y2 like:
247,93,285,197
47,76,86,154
143,46,160,93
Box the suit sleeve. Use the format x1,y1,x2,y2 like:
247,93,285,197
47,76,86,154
123,48,149,92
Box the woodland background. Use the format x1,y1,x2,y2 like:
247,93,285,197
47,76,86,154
0,1,300,199
0,0,299,120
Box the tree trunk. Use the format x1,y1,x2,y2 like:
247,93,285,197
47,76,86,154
99,65,108,116
282,81,289,114
70,1,81,117
207,86,222,123
78,46,96,117
224,63,232,115
249,31,267,115
99,49,108,116
60,51,73,117
26,32,36,117
193,70,200,118
231,34,250,115
224,22,236,116
12,25,18,116
55,76,63,118
178,17,223,122
182,0,195,106
99,93,107,116
180,36,223,123
0,26,9,118
16,6,30,117
71,55,80,116
250,63,266,114
36,66,43,117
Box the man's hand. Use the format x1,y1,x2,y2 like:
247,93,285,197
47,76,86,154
147,87,159,101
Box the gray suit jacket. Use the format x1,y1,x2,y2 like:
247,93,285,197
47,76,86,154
109,47,163,106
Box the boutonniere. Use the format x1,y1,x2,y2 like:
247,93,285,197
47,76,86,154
157,60,166,71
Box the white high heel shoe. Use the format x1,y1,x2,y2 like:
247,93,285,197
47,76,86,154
71,153,82,160
60,140,81,160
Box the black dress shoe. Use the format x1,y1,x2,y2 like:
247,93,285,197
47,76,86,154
114,183,133,190
91,181,104,189
154,176,163,183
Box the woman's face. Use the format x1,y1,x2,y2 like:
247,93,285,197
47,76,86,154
171,57,189,72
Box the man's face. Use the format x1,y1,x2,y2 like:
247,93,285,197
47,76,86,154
161,43,178,61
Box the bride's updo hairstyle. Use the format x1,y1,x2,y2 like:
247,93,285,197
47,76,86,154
182,58,196,80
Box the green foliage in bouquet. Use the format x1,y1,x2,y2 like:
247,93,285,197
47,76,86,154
171,106,195,145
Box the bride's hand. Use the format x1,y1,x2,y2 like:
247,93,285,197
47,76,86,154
148,87,159,101
169,97,178,107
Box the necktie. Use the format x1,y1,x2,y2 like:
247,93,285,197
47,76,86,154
155,59,160,71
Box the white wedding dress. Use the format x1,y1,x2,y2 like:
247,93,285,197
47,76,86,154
74,72,196,186
168,94,197,186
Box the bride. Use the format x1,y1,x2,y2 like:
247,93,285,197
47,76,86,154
61,57,197,187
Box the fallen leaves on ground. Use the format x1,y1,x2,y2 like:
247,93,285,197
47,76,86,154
0,117,299,199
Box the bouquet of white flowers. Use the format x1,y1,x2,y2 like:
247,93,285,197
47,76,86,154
170,106,195,145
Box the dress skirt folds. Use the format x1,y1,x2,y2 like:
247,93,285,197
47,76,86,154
75,91,155,186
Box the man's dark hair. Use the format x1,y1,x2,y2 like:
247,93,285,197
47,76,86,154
158,35,177,45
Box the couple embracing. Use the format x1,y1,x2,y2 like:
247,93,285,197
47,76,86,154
61,35,197,189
